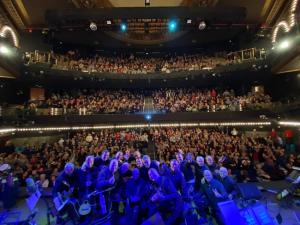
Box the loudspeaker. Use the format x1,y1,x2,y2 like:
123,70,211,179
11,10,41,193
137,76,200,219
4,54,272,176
217,200,247,225
237,183,262,200
240,203,275,225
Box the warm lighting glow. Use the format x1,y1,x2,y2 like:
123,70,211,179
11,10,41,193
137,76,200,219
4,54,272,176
0,122,272,134
278,121,300,126
0,45,10,55
0,25,19,47
278,40,290,50
272,0,298,44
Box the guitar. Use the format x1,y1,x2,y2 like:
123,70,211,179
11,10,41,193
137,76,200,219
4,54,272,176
53,180,75,211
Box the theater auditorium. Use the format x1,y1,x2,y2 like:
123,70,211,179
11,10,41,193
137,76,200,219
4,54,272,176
0,0,300,224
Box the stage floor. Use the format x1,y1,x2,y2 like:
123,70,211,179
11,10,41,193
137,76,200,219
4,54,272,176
0,181,300,225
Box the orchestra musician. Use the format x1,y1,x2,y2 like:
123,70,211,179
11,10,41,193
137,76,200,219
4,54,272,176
200,170,228,208
218,167,237,200
169,159,187,197
80,155,98,197
96,159,119,190
147,168,183,225
96,159,119,214
94,150,110,169
194,156,209,192
125,168,149,224
53,162,80,200
139,155,152,182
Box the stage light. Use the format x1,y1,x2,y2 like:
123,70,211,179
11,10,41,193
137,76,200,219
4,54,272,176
145,115,152,121
198,21,206,30
120,23,127,32
186,19,192,24
278,40,290,50
168,20,177,32
106,20,112,25
90,22,97,31
0,45,10,55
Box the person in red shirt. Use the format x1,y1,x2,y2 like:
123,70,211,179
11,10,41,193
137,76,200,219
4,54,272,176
211,89,217,98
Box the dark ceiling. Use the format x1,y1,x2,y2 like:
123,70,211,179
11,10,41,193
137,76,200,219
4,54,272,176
0,0,280,48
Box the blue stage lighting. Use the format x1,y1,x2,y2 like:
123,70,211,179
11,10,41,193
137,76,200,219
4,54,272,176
120,23,127,32
168,20,177,32
145,114,152,121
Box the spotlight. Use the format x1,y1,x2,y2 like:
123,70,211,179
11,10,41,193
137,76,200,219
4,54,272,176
145,114,152,121
0,45,10,55
186,19,192,24
278,40,290,50
120,23,127,32
106,20,112,25
198,21,206,30
89,22,97,31
168,20,177,32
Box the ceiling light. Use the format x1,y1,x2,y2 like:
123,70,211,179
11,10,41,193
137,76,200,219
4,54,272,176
106,20,112,25
168,20,178,32
198,21,206,30
89,22,97,31
0,45,10,55
120,23,127,32
278,40,290,50
187,19,192,24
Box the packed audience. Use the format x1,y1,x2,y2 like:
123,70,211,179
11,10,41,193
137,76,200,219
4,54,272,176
30,89,144,114
34,51,230,74
0,127,297,189
24,88,272,115
152,89,272,112
0,128,298,223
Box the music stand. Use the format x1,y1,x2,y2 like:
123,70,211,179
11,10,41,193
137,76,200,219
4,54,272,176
26,189,41,212
26,187,53,225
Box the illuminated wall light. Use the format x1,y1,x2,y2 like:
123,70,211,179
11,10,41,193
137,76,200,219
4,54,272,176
0,128,16,134
278,121,300,126
272,0,298,44
0,121,272,134
0,25,19,47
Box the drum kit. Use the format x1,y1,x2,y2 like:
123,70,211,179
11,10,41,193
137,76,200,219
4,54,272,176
54,187,114,224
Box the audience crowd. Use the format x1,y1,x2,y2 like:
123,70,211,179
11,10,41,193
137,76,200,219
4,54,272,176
153,88,272,112
36,51,229,74
24,88,272,114
0,127,298,223
0,127,297,189
31,90,144,114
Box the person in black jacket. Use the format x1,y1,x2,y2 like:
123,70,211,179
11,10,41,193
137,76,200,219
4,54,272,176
201,170,228,208
52,162,81,199
147,168,183,225
218,167,237,199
